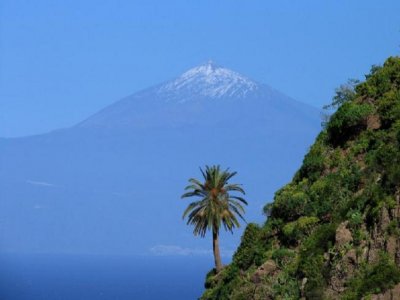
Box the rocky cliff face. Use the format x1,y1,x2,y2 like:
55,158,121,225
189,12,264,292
202,57,400,300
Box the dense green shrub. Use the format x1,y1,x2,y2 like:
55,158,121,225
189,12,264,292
271,271,300,299
233,223,264,270
201,264,242,300
347,210,363,228
387,220,400,236
296,138,326,182
282,216,319,245
356,57,400,99
327,102,374,146
204,268,217,289
271,248,296,268
377,90,400,128
270,180,309,221
344,253,400,299
297,224,336,298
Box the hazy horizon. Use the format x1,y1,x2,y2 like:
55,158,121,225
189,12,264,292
1,0,400,137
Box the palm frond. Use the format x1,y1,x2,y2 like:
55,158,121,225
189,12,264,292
229,195,248,205
224,184,245,194
181,165,247,237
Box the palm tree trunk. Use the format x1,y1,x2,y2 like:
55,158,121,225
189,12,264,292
212,229,223,272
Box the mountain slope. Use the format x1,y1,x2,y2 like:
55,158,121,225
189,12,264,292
201,57,400,299
77,61,318,130
0,62,321,256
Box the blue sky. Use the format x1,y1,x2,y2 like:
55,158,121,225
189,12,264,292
1,0,399,137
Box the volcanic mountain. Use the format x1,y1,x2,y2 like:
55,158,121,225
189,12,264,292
0,62,321,255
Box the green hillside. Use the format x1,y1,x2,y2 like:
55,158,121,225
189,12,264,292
201,56,400,300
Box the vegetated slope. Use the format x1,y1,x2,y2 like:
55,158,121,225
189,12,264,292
202,57,400,300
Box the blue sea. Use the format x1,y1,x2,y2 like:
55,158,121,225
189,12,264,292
0,254,214,300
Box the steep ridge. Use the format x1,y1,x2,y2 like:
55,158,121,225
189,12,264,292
0,62,320,255
201,57,400,300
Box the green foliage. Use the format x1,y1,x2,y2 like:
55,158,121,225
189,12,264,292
323,79,359,110
322,79,359,128
377,90,400,128
362,184,390,226
327,102,374,146
271,271,300,299
387,220,400,236
296,137,326,182
298,224,336,299
371,143,400,193
269,180,309,221
182,165,247,272
347,210,363,228
204,268,217,289
233,223,264,270
201,264,241,300
271,248,296,268
282,216,319,244
356,57,400,99
202,56,400,300
344,253,400,299
182,165,247,237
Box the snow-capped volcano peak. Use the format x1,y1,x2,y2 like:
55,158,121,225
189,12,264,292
158,61,259,102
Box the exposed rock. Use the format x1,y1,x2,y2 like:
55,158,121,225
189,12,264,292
396,239,400,267
329,248,359,294
300,277,308,298
367,114,381,130
391,194,400,219
379,207,391,232
392,283,400,300
386,236,397,261
369,207,392,264
368,243,381,264
344,249,358,265
251,260,277,284
361,246,369,261
330,272,346,293
324,288,340,300
324,252,330,261
336,222,353,246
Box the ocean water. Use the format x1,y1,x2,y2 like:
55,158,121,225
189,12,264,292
0,254,214,300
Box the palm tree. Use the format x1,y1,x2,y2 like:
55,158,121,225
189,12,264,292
181,165,247,272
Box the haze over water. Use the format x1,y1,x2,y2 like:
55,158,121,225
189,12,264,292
0,253,213,300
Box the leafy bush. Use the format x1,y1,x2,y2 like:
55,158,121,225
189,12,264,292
270,180,309,222
323,79,359,110
201,264,242,300
296,138,326,182
204,268,217,289
282,216,319,244
233,223,264,270
271,248,296,268
356,57,400,99
347,210,363,228
377,90,400,128
298,224,337,298
327,102,374,146
344,253,400,299
271,271,300,299
387,220,400,236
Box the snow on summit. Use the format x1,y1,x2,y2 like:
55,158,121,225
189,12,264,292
158,61,259,102
77,60,319,130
